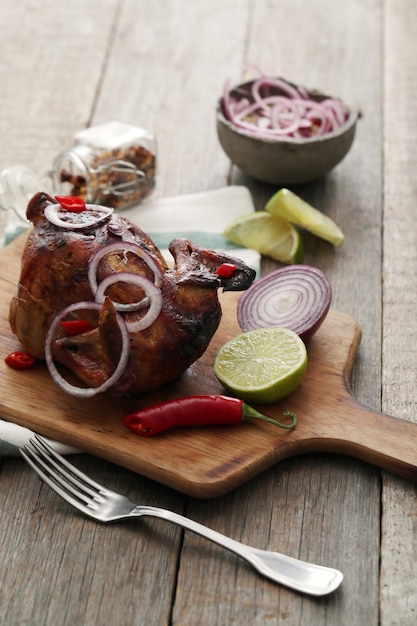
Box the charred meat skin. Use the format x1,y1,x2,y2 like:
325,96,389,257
9,192,255,395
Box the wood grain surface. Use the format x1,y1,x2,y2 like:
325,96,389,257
2,233,417,497
1,1,416,625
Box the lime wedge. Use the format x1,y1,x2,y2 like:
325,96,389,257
265,188,345,246
223,211,304,264
213,326,308,404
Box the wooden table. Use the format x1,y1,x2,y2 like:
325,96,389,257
1,1,416,624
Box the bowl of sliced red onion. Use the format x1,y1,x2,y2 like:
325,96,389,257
217,75,358,184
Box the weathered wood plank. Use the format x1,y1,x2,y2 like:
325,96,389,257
0,0,120,172
0,2,185,625
381,1,417,624
178,0,383,623
91,0,247,196
3,0,414,624
0,455,183,626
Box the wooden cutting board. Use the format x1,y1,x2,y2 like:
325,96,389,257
2,233,417,498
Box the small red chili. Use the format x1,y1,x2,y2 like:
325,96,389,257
60,319,94,336
123,395,297,436
5,351,36,371
55,195,87,212
216,263,237,278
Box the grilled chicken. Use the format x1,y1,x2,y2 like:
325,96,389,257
9,192,255,395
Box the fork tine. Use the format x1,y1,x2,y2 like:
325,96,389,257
20,446,93,517
20,436,106,517
25,437,97,502
32,435,107,494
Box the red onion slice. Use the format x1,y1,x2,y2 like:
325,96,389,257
94,272,163,331
237,265,332,341
44,203,114,229
107,221,126,237
251,76,302,101
45,301,130,398
221,68,350,141
88,241,164,296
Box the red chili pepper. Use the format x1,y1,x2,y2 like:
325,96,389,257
123,395,297,436
55,195,87,212
5,351,36,371
216,263,237,278
60,319,94,336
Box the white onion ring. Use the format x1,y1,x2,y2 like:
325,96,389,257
237,265,332,341
95,272,163,331
45,301,130,398
44,203,114,229
88,241,164,298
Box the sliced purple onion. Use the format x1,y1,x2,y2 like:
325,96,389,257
88,241,164,296
94,272,163,331
107,221,125,237
237,265,332,341
44,203,114,229
45,301,130,398
221,68,350,141
251,76,302,101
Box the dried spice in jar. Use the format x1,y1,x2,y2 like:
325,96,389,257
50,121,156,211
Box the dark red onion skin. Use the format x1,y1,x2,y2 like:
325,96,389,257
298,299,331,341
237,265,332,342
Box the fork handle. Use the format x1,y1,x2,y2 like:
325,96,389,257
130,505,343,597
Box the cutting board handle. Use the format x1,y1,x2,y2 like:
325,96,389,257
268,364,417,482
261,309,417,483
326,396,417,482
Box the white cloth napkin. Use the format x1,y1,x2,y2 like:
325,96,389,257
0,185,258,455
0,421,80,456
122,185,260,271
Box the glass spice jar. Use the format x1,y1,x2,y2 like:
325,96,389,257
0,164,40,221
50,121,157,210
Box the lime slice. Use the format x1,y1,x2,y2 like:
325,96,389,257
213,326,308,404
265,188,345,246
223,211,304,264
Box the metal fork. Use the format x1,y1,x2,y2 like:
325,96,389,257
20,435,343,597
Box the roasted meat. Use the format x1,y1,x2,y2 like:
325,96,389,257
9,192,255,395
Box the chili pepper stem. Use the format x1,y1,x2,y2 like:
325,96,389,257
242,403,297,430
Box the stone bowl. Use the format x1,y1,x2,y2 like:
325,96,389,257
216,78,358,185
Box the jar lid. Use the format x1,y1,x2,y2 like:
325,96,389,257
0,165,40,221
74,121,154,150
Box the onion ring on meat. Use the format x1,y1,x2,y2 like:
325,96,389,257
45,301,130,398
94,272,163,331
88,241,164,296
44,203,114,229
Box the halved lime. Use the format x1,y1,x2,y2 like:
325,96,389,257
223,211,304,264
213,326,308,404
265,188,345,246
